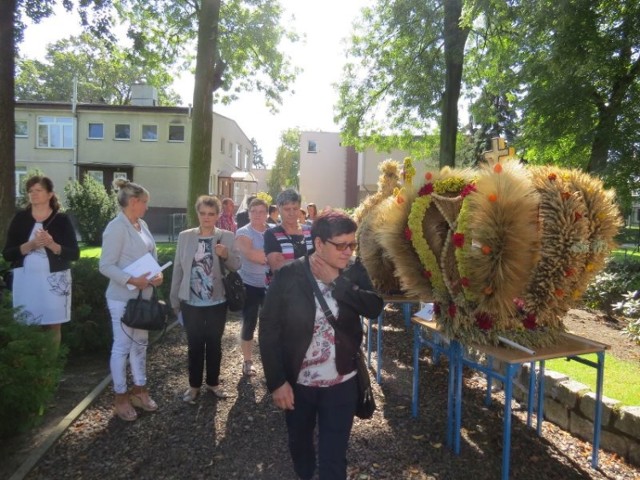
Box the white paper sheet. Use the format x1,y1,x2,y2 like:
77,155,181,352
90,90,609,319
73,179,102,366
414,302,435,321
123,253,172,290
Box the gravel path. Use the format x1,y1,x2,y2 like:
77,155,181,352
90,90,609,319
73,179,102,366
20,309,640,479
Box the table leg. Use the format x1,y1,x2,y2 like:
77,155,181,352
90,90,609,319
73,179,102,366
527,360,536,428
501,363,517,480
402,302,412,329
376,310,383,384
592,351,605,468
412,323,420,418
536,361,546,436
451,341,463,454
485,356,494,406
366,317,372,368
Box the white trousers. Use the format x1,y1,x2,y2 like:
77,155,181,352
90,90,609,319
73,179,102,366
107,299,149,394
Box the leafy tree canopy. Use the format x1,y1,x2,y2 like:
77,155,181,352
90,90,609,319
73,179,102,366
15,33,180,105
267,127,300,200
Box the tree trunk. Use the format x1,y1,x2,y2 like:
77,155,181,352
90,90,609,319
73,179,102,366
0,0,16,251
187,0,221,227
439,0,469,168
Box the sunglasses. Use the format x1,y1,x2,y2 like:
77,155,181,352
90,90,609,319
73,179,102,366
325,239,357,252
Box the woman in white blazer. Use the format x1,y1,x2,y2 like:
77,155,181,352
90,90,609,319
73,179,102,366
99,179,163,422
170,195,241,404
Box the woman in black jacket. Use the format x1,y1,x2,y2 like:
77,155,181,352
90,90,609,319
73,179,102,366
2,175,79,349
259,209,383,480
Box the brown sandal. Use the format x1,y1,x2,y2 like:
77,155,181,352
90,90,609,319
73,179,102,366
114,393,137,422
130,385,158,412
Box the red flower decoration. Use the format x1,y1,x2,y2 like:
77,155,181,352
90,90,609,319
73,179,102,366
564,268,575,277
475,311,493,331
453,232,465,248
404,226,412,241
574,211,583,221
460,184,477,198
433,303,441,315
523,313,537,330
421,270,432,279
448,303,457,318
425,172,433,181
561,191,571,200
460,277,470,288
418,183,434,197
513,297,525,311
548,173,557,181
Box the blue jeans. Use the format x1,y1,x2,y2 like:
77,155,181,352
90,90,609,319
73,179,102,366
285,376,358,480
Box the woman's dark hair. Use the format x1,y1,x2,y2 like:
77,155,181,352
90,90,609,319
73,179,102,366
268,205,278,215
25,175,60,212
113,178,149,208
276,189,301,207
311,209,357,243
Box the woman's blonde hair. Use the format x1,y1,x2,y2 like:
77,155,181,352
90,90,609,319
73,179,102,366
113,178,149,208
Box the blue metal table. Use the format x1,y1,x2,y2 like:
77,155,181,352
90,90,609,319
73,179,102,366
363,295,420,384
411,317,610,480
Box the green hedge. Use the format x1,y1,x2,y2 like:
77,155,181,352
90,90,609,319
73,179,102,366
0,297,65,438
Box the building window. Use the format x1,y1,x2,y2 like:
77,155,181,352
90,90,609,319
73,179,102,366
87,170,104,184
115,124,131,140
228,141,233,158
37,116,73,148
88,123,104,139
220,137,226,153
236,145,242,167
244,150,250,170
15,167,27,197
169,125,185,142
307,140,318,153
15,120,28,138
141,124,158,141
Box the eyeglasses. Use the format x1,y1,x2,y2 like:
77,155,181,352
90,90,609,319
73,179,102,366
325,240,357,252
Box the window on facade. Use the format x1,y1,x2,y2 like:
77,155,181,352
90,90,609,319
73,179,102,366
236,145,242,167
115,124,131,140
87,170,104,184
37,116,73,148
15,167,27,197
114,172,128,181
245,150,250,170
15,120,28,137
220,137,226,153
228,141,233,158
307,140,318,153
168,125,185,142
141,124,158,141
88,123,104,139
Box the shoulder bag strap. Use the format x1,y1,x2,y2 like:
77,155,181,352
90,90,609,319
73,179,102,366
303,257,337,327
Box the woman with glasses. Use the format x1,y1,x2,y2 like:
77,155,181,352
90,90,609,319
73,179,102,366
235,198,269,376
170,195,241,404
263,189,314,282
259,209,383,480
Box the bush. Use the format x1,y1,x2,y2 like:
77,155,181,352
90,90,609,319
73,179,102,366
614,290,640,345
62,258,112,356
65,175,119,246
583,258,640,314
0,297,66,438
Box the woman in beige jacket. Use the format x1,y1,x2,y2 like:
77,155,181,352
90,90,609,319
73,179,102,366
170,195,241,404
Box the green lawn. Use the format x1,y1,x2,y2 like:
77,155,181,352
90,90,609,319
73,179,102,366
546,353,640,405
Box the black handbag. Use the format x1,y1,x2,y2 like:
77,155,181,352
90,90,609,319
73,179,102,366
218,255,246,312
304,259,376,419
122,286,168,331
